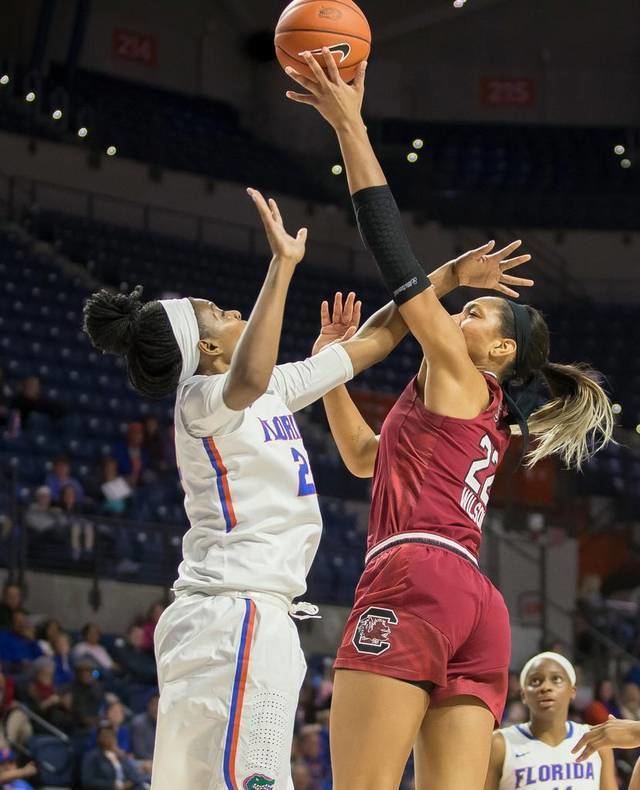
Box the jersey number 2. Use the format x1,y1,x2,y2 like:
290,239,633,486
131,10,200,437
464,434,499,506
291,448,317,496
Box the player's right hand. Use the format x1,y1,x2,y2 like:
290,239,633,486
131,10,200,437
247,188,307,266
312,291,362,355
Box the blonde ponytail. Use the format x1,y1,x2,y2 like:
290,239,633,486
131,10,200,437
524,362,615,470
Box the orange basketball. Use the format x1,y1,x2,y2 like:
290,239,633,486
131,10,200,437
275,0,371,84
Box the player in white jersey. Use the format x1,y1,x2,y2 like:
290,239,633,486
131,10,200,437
484,652,616,790
84,187,529,789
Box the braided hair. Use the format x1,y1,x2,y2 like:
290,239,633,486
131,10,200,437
83,286,186,399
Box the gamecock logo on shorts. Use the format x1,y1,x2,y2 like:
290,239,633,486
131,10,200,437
352,607,399,655
243,775,275,790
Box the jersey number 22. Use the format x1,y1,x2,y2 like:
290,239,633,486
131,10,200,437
291,448,317,496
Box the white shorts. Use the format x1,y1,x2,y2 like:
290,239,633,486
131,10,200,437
151,591,307,790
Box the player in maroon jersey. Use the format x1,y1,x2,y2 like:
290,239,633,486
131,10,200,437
286,51,615,789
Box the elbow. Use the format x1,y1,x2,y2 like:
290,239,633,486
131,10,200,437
346,457,375,479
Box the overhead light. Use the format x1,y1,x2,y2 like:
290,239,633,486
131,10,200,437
621,159,632,169
106,145,117,156
612,403,622,414
77,126,88,138
407,152,418,163
331,164,343,175
0,75,9,86
614,145,625,156
25,91,36,102
412,139,424,150
51,108,63,120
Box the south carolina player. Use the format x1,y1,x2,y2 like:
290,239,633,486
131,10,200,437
83,188,513,789
484,652,616,789
285,50,615,789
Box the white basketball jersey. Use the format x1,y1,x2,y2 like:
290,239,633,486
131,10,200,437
500,722,601,789
172,344,353,603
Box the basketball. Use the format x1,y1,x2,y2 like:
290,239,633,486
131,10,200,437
275,0,371,83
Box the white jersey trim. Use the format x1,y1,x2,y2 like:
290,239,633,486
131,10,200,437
365,531,479,567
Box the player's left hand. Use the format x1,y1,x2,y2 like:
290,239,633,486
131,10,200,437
572,716,640,762
248,188,307,266
285,48,367,130
312,291,362,355
452,240,534,298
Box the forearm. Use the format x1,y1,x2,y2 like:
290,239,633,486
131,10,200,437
335,118,386,195
225,257,294,405
341,262,459,374
323,387,377,478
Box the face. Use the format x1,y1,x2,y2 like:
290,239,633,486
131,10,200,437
598,680,614,701
108,702,125,726
127,423,144,448
191,299,246,370
46,620,61,642
61,486,76,507
103,459,118,480
522,659,575,720
77,667,93,684
37,665,54,685
144,416,159,435
3,585,21,609
86,624,100,644
150,603,164,622
452,297,516,373
98,729,116,750
54,460,70,479
128,626,144,648
36,489,51,507
623,683,640,706
12,611,26,634
54,633,70,655
23,376,40,399
301,731,321,759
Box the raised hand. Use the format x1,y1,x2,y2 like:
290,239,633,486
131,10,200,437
312,291,362,355
247,188,307,265
453,240,534,298
285,48,367,130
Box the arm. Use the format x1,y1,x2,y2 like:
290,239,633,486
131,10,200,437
286,52,531,417
222,189,307,410
483,731,505,790
630,756,640,790
599,748,617,790
572,717,640,761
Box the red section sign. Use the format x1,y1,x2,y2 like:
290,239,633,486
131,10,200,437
112,28,157,66
481,78,536,108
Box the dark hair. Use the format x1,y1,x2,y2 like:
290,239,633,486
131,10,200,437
81,622,99,640
499,301,614,470
83,285,184,399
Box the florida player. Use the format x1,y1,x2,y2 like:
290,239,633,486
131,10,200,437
285,50,614,789
484,652,616,789
82,188,519,789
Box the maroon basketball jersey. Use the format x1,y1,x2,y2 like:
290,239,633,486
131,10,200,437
367,373,511,560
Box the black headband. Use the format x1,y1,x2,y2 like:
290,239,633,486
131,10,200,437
508,301,532,380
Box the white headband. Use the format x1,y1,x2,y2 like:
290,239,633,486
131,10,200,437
160,298,200,383
520,652,576,688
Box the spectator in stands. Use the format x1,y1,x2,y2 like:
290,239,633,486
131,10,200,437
114,423,148,488
621,682,640,721
52,632,73,686
45,456,84,503
140,602,164,652
142,416,170,475
24,487,61,551
106,700,132,754
81,723,146,790
58,484,94,561
0,610,42,672
35,618,62,656
10,375,65,429
131,694,157,778
25,656,73,732
0,583,23,630
298,724,330,787
112,625,156,686
72,623,116,672
292,760,312,790
0,747,37,790
99,457,133,516
71,659,106,735
596,678,623,718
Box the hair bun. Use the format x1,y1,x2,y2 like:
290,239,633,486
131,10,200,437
83,285,144,355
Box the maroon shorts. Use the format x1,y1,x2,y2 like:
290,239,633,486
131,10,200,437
335,542,511,723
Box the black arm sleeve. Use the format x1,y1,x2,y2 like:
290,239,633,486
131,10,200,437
352,185,431,305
